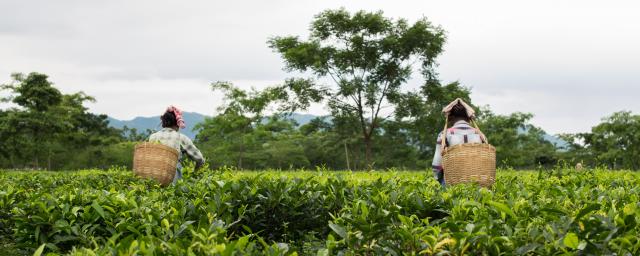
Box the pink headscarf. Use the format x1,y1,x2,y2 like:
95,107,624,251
165,105,186,129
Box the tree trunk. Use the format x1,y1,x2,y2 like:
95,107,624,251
47,149,52,170
238,142,244,170
9,155,16,169
364,135,373,170
344,140,350,170
352,150,358,170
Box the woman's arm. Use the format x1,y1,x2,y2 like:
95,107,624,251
432,132,445,185
180,135,205,170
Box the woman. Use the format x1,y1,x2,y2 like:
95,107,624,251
148,106,205,184
431,98,486,186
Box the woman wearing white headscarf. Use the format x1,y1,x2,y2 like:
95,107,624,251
431,98,486,186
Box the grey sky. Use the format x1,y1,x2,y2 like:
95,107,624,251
1,0,638,134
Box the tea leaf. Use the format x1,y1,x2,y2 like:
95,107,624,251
564,233,579,249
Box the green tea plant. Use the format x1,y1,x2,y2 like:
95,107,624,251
0,168,639,255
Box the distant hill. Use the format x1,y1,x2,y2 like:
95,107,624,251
544,134,569,149
107,112,207,139
107,113,318,139
108,113,568,148
283,113,318,126
517,127,568,149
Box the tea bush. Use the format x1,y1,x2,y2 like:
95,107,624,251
1,168,639,255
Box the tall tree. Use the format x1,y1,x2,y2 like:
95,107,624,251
1,72,124,169
1,72,66,168
269,9,446,168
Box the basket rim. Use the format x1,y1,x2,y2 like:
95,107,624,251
135,142,179,157
444,142,496,152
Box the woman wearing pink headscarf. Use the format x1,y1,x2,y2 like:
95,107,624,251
148,105,205,184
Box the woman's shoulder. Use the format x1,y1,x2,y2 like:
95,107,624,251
148,131,160,139
177,132,194,143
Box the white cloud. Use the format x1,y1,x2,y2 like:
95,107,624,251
1,0,639,133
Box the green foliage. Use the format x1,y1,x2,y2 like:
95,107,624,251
194,78,560,170
120,126,154,142
197,114,310,170
1,169,639,255
0,72,124,170
561,111,640,170
3,73,62,112
479,110,558,168
298,117,351,169
60,142,135,170
1,73,67,168
269,8,447,167
195,82,311,169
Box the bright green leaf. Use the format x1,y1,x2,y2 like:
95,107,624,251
33,244,45,256
564,233,579,249
486,200,516,219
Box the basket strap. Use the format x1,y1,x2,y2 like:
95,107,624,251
440,116,449,155
471,120,489,144
443,117,490,151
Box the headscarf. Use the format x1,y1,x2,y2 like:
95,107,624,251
442,98,475,119
165,105,186,129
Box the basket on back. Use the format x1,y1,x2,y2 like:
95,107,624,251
441,120,496,187
133,142,179,186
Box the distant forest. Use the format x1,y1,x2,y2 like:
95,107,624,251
2,9,639,170
2,71,636,171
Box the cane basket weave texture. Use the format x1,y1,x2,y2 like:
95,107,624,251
442,143,496,187
133,142,179,186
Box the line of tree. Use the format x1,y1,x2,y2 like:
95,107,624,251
192,80,561,170
1,9,638,171
0,73,136,169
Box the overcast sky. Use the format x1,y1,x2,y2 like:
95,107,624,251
1,0,638,134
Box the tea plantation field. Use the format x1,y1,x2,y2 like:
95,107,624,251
1,168,639,255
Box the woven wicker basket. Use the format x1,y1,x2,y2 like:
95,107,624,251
441,120,496,187
133,142,179,186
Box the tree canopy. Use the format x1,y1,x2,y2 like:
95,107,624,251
0,72,126,169
269,9,446,168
